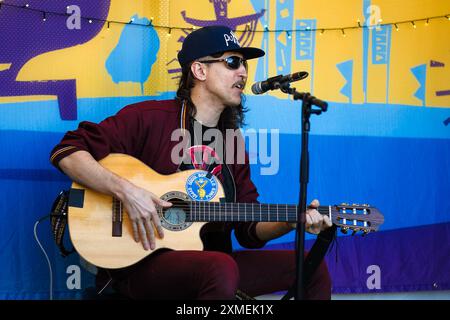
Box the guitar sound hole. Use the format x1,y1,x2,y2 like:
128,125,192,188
159,192,192,231
163,199,187,225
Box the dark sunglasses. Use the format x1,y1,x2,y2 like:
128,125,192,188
199,55,248,70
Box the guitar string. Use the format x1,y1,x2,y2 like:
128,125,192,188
114,200,373,226
116,198,370,220
159,203,374,223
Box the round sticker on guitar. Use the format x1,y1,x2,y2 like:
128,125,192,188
185,172,218,202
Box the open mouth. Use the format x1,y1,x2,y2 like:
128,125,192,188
233,83,245,90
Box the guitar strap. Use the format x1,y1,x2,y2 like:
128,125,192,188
281,224,338,300
50,190,75,257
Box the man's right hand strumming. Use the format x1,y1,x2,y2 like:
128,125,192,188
120,184,172,250
58,150,172,251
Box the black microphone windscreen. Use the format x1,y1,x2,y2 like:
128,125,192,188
251,82,263,95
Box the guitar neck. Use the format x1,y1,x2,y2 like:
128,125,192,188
187,202,333,223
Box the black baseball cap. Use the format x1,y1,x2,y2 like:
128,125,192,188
177,25,265,69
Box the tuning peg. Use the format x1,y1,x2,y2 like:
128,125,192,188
340,203,349,206
351,228,359,235
352,203,359,206
362,229,370,236
362,204,370,207
341,227,348,234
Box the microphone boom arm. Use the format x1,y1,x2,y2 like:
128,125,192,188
280,83,328,112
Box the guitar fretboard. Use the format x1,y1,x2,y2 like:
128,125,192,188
186,202,333,223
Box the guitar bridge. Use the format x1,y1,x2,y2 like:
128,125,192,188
112,197,123,237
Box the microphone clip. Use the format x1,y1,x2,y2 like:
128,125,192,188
265,75,285,91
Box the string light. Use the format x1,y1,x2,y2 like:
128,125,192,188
0,2,447,37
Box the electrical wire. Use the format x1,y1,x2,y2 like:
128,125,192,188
33,215,53,300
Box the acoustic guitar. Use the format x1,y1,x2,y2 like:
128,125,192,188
67,154,384,269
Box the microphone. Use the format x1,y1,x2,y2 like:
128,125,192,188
251,71,309,95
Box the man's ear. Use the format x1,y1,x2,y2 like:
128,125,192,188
191,62,207,81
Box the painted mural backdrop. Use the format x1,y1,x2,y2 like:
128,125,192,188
0,0,449,299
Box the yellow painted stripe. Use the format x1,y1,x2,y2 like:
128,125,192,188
0,64,11,72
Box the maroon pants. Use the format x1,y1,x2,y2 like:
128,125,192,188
100,249,331,300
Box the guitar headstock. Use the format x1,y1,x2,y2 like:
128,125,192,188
329,203,384,236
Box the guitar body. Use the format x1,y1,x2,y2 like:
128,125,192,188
68,154,384,269
68,154,225,269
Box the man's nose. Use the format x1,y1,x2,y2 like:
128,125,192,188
238,64,248,78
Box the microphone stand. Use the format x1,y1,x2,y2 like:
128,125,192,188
278,82,328,300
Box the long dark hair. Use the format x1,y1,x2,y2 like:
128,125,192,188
175,53,248,130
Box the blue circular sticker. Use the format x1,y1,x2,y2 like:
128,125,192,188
186,172,218,202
